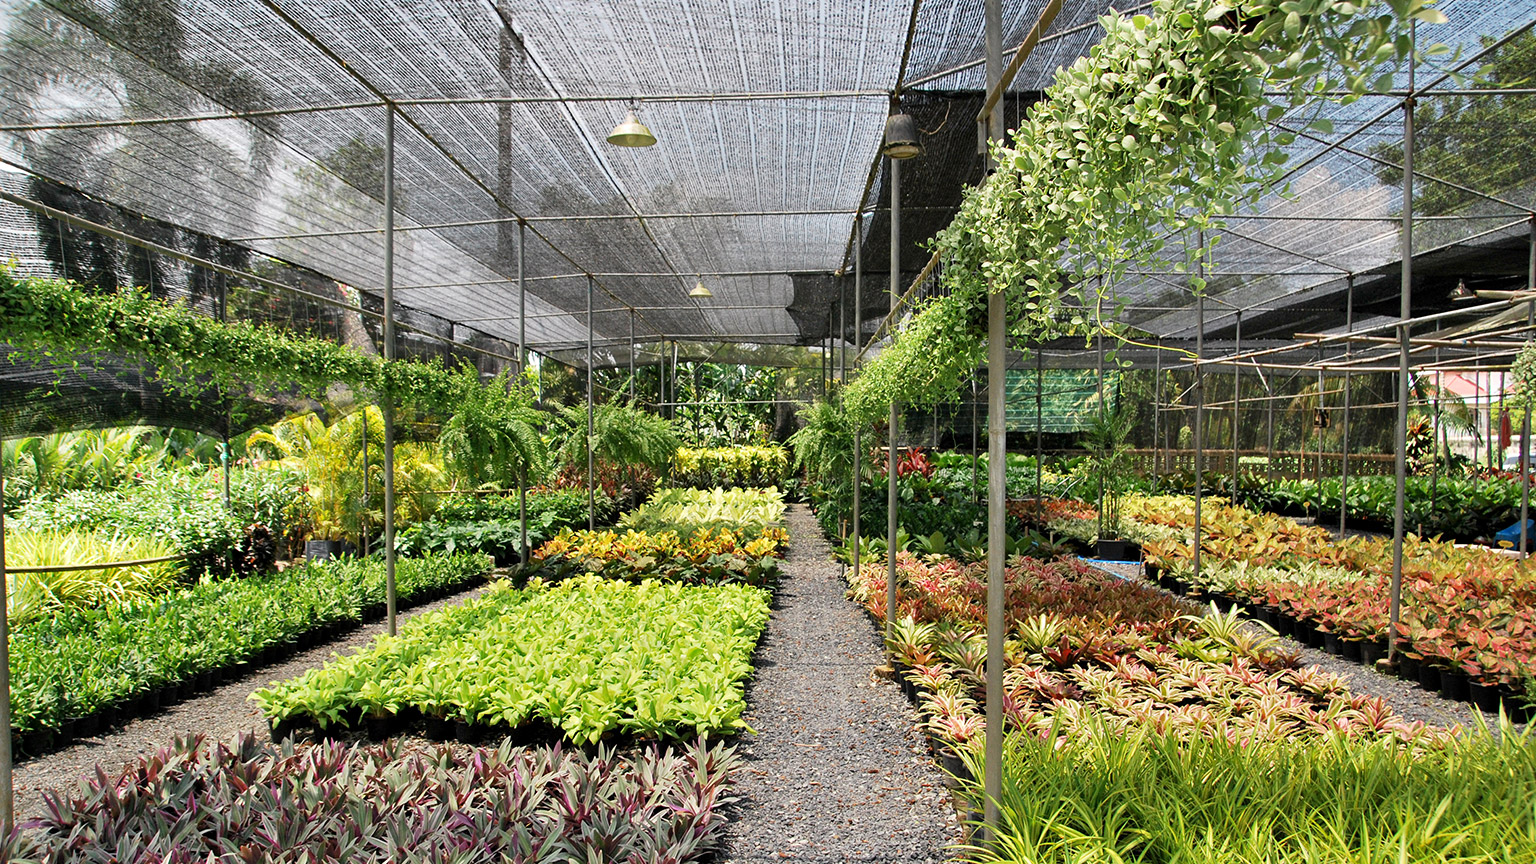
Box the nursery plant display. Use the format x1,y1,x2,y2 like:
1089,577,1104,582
253,575,771,743
3,530,181,621
619,487,787,541
672,445,789,489
1022,493,1536,715
395,489,610,563
17,733,737,863
8,554,489,750
852,552,1431,753
961,720,1536,864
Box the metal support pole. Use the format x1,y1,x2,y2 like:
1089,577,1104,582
518,221,529,564
1266,383,1276,481
219,274,231,511
361,407,370,557
885,156,901,653
1193,236,1205,586
971,376,980,503
1035,350,1043,498
1341,275,1353,534
983,0,1006,841
0,468,12,834
382,105,398,637
1523,228,1534,558
1096,324,1105,537
1232,310,1241,503
587,275,596,531
1152,340,1162,494
838,278,847,383
852,216,863,594
629,310,636,403
1389,28,1415,660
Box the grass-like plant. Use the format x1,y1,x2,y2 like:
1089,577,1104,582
960,720,1536,863
4,530,181,621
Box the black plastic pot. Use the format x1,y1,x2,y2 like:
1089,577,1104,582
1323,633,1342,655
938,749,971,785
1396,653,1420,682
1309,627,1328,650
1418,664,1442,693
269,718,298,742
1094,539,1142,561
425,716,453,740
1360,639,1386,667
365,714,397,740
453,720,478,744
1469,681,1503,714
1440,669,1471,703
1340,638,1363,663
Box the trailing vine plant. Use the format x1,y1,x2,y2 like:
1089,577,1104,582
844,0,1446,423
0,266,473,421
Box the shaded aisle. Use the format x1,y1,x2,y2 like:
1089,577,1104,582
718,504,958,863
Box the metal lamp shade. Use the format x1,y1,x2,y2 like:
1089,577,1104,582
689,280,713,298
882,113,921,159
607,111,657,147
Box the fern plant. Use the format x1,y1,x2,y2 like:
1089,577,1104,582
439,368,547,491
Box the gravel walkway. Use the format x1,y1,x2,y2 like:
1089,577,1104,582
13,581,490,822
714,505,959,863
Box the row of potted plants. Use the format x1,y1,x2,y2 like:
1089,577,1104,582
253,575,772,745
17,732,737,863
1020,493,1536,720
845,552,1436,778
10,553,490,756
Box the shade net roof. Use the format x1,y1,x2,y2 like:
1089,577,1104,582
0,0,1530,395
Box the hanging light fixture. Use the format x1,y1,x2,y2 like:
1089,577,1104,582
882,112,922,160
1449,279,1476,302
689,278,713,299
607,104,656,148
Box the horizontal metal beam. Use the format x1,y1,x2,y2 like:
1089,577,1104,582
906,2,1154,89
461,303,788,323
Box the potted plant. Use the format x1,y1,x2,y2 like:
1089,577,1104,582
1083,405,1140,561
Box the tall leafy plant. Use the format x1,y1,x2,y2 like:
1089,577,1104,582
439,368,547,490
554,403,679,479
1082,403,1135,540
788,396,854,486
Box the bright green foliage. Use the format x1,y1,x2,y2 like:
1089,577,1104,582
247,407,442,544
846,0,1435,422
672,445,789,489
553,403,680,477
619,487,787,542
439,368,547,490
962,721,1536,863
0,267,477,419
254,575,771,743
787,396,856,486
4,530,180,621
10,554,488,734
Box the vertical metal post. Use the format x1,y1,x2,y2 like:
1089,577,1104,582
629,310,636,403
219,274,231,511
1152,340,1162,494
1316,366,1326,517
983,0,1005,841
1095,323,1105,536
361,408,370,557
885,156,901,652
1429,349,1440,531
1341,275,1353,534
1035,350,1043,498
587,275,596,531
852,217,863,593
1193,233,1206,586
382,104,398,637
971,376,980,503
838,278,847,383
0,467,11,834
1232,310,1241,503
1266,381,1276,481
1522,226,1535,558
518,221,529,563
1389,26,1415,660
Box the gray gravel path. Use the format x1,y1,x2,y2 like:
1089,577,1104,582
714,505,959,863
13,581,491,823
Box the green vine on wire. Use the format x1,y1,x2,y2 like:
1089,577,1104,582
844,0,1446,424
0,266,469,420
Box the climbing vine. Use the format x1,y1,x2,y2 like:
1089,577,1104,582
844,0,1446,424
0,266,468,419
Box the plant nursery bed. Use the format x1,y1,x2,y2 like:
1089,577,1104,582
9,579,492,823
9,554,492,760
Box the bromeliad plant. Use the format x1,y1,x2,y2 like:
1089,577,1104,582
253,575,771,743
23,733,739,864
